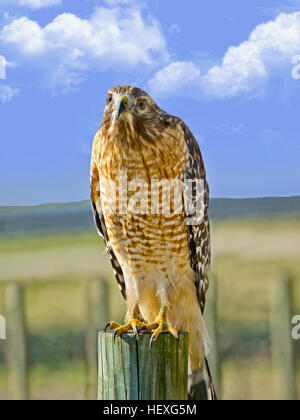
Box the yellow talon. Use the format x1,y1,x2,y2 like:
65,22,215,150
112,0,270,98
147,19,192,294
139,322,159,334
139,309,179,346
107,319,147,340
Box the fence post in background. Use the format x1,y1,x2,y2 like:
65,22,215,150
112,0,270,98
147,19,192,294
98,332,189,400
270,275,296,401
3,283,29,401
85,277,110,400
205,273,221,399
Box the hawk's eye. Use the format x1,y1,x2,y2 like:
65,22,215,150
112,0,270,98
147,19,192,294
106,95,113,105
137,100,147,111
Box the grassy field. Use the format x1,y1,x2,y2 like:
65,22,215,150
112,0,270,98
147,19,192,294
0,217,299,400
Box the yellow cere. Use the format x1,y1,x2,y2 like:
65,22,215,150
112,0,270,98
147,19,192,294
120,95,129,106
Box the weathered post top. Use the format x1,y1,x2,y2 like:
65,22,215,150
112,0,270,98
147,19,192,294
98,332,189,400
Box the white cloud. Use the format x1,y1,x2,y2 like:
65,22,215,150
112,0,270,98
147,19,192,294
103,0,135,5
148,61,200,97
0,85,19,103
5,0,62,9
0,4,168,92
149,12,300,99
2,17,46,54
216,122,248,136
259,129,281,141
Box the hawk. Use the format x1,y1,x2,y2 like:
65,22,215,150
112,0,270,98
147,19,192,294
91,86,216,400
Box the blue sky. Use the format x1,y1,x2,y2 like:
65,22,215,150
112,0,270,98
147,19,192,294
0,0,300,205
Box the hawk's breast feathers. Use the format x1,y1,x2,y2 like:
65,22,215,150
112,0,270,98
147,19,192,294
90,87,210,312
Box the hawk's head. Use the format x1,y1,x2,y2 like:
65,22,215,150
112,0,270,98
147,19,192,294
101,85,170,145
104,85,159,122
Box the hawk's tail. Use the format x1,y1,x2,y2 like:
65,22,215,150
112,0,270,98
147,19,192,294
188,358,217,401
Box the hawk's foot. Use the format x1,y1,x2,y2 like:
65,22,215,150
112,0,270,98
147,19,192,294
106,319,147,340
140,312,179,346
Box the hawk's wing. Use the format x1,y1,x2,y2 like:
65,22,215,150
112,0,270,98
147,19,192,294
179,121,211,314
178,122,217,400
90,130,127,300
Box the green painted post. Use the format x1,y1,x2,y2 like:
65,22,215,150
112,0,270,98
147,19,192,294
98,332,189,400
270,276,296,401
85,278,110,400
3,283,29,400
205,274,221,399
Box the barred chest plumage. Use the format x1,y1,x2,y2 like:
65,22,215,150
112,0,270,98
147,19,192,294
97,124,194,320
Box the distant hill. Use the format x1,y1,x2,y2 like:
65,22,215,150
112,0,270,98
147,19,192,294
210,196,300,220
0,196,299,236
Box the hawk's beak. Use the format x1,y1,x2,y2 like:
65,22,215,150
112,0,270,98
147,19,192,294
117,96,128,118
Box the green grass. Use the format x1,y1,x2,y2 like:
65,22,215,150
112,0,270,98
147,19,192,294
0,362,85,400
0,217,299,400
0,231,102,255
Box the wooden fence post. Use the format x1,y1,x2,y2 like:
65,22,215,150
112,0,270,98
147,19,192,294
3,283,29,400
270,275,296,400
205,274,221,399
85,278,110,400
98,332,189,400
